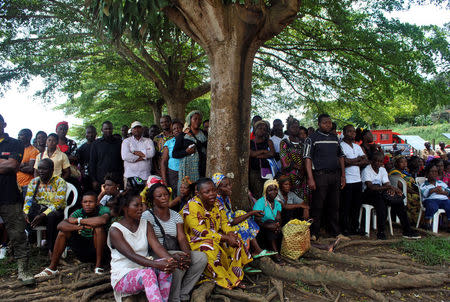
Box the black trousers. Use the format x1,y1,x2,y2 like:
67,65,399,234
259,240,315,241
311,170,341,237
28,209,64,251
340,182,363,233
363,189,412,234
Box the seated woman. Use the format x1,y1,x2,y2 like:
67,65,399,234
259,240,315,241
276,176,309,225
181,178,252,289
212,173,276,258
142,182,207,302
362,152,420,240
169,176,194,212
389,155,421,224
252,180,283,262
108,189,178,302
419,162,450,230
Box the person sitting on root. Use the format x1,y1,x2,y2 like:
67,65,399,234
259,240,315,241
181,178,252,289
142,180,207,302
362,152,420,240
419,161,450,231
212,173,277,259
252,179,283,262
34,191,111,278
276,176,309,225
108,189,177,302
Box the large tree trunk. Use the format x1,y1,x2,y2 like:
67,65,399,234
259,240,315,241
165,1,300,208
149,98,164,124
166,98,188,122
206,36,259,209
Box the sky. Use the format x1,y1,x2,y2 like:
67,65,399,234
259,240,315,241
1,3,449,139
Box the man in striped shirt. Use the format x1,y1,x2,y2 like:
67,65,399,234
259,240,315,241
304,114,348,241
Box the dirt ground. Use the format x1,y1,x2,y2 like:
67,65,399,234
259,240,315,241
0,227,448,302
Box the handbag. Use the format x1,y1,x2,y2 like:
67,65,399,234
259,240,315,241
382,190,404,206
149,210,180,251
253,140,275,180
27,180,48,219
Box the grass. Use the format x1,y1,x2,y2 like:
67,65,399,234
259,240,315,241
392,237,450,266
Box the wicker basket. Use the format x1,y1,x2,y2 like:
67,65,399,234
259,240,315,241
280,219,311,260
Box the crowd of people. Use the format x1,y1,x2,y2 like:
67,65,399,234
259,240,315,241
0,111,449,301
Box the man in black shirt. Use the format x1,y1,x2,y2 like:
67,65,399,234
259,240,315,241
76,126,97,191
89,121,123,191
0,114,34,285
304,114,347,241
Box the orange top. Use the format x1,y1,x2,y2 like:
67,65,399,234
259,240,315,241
17,145,39,187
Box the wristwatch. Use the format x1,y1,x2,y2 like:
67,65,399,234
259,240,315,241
77,217,82,226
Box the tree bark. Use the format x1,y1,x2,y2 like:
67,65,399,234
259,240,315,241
165,1,301,209
149,98,164,124
166,98,188,122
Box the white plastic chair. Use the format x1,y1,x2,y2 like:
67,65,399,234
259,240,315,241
358,204,393,237
415,177,445,233
389,175,408,224
35,182,78,247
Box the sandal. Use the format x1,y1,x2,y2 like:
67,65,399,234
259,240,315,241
94,267,105,275
253,249,278,259
243,266,262,273
34,267,59,278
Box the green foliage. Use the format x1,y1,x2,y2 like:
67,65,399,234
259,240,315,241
390,123,450,144
255,0,449,124
392,237,450,266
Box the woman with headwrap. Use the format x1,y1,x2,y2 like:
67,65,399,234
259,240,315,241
55,121,77,157
279,117,309,203
172,111,207,195
252,179,283,262
389,155,421,224
212,173,276,259
181,178,252,289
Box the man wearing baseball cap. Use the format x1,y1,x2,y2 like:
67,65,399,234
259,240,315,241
0,114,34,285
121,121,155,188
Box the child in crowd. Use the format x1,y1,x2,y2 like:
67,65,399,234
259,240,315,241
98,173,122,206
34,191,111,277
253,179,283,262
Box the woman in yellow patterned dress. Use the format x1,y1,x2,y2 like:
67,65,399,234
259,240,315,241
181,178,252,289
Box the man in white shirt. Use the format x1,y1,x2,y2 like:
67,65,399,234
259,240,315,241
121,121,155,188
361,151,420,240
340,125,369,235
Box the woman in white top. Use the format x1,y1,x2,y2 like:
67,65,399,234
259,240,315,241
340,125,368,235
361,152,419,240
142,182,207,302
419,162,450,230
108,189,177,302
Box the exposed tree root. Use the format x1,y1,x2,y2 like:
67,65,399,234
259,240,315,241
80,282,111,302
333,239,401,252
306,247,442,274
191,281,215,302
69,274,110,290
255,257,449,302
270,277,284,301
210,294,231,302
286,283,331,301
215,287,277,302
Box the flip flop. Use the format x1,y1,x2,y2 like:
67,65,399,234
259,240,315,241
253,249,278,259
34,267,59,278
94,267,105,275
244,266,262,273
